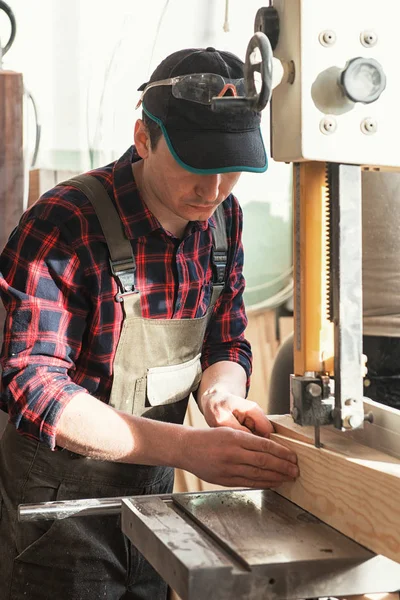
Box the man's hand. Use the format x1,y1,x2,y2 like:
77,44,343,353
194,363,299,488
182,426,299,488
201,389,274,437
55,389,298,489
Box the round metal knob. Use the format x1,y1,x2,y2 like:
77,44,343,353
340,57,386,104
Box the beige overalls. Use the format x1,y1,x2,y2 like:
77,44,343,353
68,174,228,422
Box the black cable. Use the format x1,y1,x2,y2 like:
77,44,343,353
26,90,41,167
0,0,17,56
147,0,170,76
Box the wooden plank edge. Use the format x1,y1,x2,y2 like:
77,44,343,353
270,432,400,564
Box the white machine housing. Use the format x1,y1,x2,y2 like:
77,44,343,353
271,0,400,167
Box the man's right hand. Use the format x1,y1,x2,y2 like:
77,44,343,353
182,426,299,488
55,393,299,484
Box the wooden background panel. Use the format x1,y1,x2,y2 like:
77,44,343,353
0,71,24,250
246,311,293,412
0,70,24,380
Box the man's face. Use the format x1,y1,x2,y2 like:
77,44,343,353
139,131,241,223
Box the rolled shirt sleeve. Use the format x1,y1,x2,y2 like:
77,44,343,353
201,197,252,391
0,215,90,449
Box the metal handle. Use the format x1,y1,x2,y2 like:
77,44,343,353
18,493,173,522
211,31,273,113
18,497,123,522
0,0,17,57
244,31,273,111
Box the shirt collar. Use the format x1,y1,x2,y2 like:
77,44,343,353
112,146,216,240
112,146,161,240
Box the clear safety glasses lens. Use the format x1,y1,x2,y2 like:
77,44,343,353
171,73,246,104
137,73,246,108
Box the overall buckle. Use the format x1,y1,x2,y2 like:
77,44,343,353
110,258,136,301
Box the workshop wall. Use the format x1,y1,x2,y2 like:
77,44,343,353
3,0,291,211
3,0,292,247
4,0,259,169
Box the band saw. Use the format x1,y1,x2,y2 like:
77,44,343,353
18,1,400,598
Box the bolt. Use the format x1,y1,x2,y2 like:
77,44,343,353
361,118,378,135
319,30,336,47
307,383,322,398
320,116,337,135
343,413,364,430
345,398,357,406
361,30,378,47
364,411,374,424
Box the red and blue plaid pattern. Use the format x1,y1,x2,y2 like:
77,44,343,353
0,146,251,449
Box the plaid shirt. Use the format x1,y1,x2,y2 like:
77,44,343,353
0,146,252,449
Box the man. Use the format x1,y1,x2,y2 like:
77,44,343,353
0,47,299,600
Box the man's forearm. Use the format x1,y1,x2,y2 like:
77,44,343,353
54,377,298,490
197,360,247,414
55,393,190,466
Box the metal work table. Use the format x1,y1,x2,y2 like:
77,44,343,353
120,489,400,600
19,487,400,598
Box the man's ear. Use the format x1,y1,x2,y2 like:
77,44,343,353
134,119,150,158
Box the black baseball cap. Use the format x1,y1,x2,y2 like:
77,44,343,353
138,47,268,174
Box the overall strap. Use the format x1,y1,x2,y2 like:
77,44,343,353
60,174,136,300
210,203,228,304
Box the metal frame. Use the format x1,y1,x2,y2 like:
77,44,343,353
346,397,400,458
19,488,400,598
121,489,400,600
329,163,365,430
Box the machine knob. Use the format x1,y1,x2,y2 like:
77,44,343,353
340,57,386,104
254,6,280,50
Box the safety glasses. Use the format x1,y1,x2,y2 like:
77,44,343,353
136,73,246,108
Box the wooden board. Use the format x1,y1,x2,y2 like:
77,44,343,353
269,416,400,564
271,414,400,467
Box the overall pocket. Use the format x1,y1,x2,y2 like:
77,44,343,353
15,471,63,560
146,353,202,407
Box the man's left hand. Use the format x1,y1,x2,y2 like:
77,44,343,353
201,390,274,437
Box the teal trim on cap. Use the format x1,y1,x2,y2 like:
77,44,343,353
142,105,268,174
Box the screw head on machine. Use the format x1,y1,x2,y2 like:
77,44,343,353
319,30,336,46
320,116,337,135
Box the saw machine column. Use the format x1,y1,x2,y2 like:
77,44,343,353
266,0,399,441
328,163,364,430
292,161,333,377
291,161,365,440
291,161,335,445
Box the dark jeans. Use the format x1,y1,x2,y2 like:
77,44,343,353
363,334,400,408
0,424,174,600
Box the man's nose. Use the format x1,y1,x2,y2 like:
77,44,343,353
195,174,222,202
